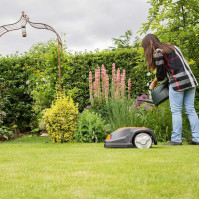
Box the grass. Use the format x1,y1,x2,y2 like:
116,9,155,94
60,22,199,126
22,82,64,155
0,135,199,199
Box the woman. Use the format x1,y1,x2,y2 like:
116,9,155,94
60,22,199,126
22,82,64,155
141,34,199,145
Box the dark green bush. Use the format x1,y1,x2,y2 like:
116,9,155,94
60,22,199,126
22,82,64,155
0,126,14,141
0,54,34,132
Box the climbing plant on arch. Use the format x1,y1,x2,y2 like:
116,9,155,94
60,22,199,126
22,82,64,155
0,11,62,92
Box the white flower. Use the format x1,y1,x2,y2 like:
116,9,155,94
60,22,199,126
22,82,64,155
147,72,151,76
148,90,151,95
147,83,149,86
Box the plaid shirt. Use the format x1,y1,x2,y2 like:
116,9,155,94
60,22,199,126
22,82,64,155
153,46,198,91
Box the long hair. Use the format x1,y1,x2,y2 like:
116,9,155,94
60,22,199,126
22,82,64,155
141,34,175,72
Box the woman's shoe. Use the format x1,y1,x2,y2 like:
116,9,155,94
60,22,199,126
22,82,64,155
188,141,199,145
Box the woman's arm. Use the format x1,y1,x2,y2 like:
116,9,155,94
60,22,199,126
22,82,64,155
150,77,158,90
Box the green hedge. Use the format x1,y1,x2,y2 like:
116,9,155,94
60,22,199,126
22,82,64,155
0,54,35,131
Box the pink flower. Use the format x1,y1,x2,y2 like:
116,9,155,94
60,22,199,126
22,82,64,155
115,68,121,99
111,63,116,99
105,73,109,103
135,94,150,109
112,63,116,85
120,69,126,99
89,71,94,106
128,78,131,100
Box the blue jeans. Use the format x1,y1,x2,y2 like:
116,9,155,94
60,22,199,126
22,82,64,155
169,85,199,142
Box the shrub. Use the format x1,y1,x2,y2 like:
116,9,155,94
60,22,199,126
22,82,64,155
0,55,34,132
43,94,78,143
74,109,110,143
0,126,14,141
136,101,172,142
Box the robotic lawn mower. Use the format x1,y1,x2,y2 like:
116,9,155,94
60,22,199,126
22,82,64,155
104,127,157,149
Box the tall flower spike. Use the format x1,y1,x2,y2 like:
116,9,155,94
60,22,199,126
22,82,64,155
101,64,106,99
105,73,109,103
94,69,97,99
128,78,131,100
112,63,116,85
121,69,126,100
97,67,101,104
115,68,121,100
111,63,116,100
89,71,94,106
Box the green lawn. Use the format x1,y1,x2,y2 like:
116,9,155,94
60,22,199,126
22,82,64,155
0,135,199,199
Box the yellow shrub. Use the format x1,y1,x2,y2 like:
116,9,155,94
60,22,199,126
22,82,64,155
43,93,78,143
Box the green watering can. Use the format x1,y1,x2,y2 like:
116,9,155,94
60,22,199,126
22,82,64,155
137,79,169,106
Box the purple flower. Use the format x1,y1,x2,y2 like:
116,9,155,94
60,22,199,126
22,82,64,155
135,94,151,110
144,105,152,111
86,106,91,110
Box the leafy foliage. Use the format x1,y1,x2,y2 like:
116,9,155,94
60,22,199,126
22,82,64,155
110,30,133,49
74,109,109,143
0,126,14,141
43,94,78,143
0,54,34,132
137,101,172,142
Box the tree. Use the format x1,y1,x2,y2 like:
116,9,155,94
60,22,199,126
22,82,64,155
110,30,133,49
140,0,199,72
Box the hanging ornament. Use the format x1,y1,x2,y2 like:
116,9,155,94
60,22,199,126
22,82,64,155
21,25,27,37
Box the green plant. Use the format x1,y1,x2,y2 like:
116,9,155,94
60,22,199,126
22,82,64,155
110,30,133,50
137,101,172,142
74,109,110,143
0,126,14,141
0,55,34,132
43,93,78,143
104,98,143,132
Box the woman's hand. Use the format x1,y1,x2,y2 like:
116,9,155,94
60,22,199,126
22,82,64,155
150,78,158,90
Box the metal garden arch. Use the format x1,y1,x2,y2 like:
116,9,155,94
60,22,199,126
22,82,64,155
0,11,62,92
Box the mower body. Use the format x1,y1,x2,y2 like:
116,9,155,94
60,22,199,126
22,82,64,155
104,127,157,148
